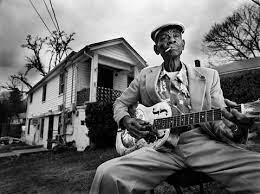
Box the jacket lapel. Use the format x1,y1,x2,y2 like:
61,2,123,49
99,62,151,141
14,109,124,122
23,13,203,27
146,65,162,104
185,64,206,111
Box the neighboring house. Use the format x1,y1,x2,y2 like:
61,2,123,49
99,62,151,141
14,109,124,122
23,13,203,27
213,57,260,77
213,57,260,103
25,37,147,151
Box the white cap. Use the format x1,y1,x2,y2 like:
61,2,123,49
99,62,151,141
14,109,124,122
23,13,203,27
151,22,185,42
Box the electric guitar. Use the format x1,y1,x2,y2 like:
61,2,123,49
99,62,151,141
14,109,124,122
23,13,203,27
116,100,260,156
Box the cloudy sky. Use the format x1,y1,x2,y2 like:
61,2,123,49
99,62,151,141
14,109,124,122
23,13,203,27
0,0,248,88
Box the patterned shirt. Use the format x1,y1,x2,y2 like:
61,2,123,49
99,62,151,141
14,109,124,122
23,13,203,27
156,63,192,114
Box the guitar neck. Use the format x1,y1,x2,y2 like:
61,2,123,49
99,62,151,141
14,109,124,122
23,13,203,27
153,105,241,130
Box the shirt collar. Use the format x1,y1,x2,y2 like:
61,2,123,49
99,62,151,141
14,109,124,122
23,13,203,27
160,62,189,86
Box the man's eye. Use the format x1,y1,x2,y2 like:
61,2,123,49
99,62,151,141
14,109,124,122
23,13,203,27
159,36,168,41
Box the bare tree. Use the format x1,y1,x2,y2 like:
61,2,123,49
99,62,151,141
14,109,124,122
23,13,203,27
1,73,32,93
1,31,75,93
22,35,47,77
46,31,75,71
202,3,260,65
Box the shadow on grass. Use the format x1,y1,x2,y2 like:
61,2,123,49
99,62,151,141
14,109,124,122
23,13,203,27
1,144,260,193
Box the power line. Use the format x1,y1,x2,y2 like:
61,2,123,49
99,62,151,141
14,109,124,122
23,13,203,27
49,0,61,33
28,0,52,35
42,0,58,32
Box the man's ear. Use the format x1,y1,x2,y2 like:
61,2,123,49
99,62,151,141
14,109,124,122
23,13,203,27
182,39,185,50
154,45,160,55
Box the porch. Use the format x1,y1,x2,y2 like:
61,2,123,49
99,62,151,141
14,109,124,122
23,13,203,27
75,56,134,106
76,86,123,106
74,38,146,106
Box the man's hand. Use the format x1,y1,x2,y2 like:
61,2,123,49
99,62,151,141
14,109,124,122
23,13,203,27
222,99,255,140
121,116,152,139
223,99,254,127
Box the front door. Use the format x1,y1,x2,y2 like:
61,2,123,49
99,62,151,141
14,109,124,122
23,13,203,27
47,115,54,149
97,66,113,89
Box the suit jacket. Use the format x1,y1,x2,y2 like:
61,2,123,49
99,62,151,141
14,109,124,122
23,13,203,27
113,63,248,144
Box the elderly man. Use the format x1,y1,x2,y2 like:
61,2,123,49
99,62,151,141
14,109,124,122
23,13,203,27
90,23,260,194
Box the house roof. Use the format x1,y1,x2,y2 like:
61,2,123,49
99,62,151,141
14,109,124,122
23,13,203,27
80,37,147,66
27,37,147,94
213,57,260,75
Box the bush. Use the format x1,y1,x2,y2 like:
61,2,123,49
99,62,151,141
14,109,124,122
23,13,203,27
220,70,260,104
85,102,117,148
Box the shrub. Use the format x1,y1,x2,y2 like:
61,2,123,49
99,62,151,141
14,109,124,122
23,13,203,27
220,70,260,104
85,102,117,148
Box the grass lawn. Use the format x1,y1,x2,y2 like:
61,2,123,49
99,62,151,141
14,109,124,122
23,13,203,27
0,144,260,194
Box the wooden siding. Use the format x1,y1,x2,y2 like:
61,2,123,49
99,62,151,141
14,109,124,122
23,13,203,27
99,55,131,71
65,108,89,151
27,76,63,117
65,64,76,108
113,71,127,91
77,61,91,91
96,44,137,65
27,65,77,117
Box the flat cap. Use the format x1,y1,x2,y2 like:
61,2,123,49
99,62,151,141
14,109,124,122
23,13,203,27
151,22,185,42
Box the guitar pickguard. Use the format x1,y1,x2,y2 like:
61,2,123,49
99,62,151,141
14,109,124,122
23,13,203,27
135,101,172,124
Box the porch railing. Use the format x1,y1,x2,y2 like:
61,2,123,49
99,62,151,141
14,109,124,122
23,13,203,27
96,87,122,103
76,87,122,106
76,88,90,106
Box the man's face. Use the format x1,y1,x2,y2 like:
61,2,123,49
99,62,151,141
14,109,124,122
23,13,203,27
154,28,185,58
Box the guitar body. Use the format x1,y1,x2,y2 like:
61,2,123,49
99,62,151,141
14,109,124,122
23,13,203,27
115,100,260,156
116,101,173,156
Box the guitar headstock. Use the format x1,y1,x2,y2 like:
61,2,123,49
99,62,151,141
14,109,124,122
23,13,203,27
242,99,260,121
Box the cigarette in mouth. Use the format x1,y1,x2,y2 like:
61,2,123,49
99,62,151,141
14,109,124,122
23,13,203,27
165,48,171,52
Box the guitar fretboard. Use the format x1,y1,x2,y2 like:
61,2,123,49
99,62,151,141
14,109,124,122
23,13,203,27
153,105,241,130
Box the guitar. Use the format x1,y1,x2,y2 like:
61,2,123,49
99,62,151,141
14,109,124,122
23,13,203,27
116,100,260,156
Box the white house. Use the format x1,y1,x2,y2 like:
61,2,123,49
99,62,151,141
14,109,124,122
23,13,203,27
25,37,147,151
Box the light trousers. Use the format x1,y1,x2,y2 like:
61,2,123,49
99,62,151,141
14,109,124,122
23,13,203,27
90,129,260,194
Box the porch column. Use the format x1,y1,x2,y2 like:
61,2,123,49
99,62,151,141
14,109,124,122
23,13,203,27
90,53,98,102
134,65,139,78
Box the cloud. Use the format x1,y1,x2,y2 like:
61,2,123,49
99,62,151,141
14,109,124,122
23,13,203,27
0,0,248,87
0,0,51,85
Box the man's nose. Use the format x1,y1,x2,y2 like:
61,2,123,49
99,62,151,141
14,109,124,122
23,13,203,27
168,37,176,44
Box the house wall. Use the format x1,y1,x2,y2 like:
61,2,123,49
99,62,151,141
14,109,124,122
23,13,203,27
65,64,77,108
96,44,137,65
25,64,77,147
77,61,91,91
26,64,76,117
113,70,128,91
25,117,48,146
27,75,63,117
66,107,89,151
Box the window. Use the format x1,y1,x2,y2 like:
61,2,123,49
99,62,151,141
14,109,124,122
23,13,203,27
59,73,65,94
27,119,31,134
40,118,44,138
42,84,47,102
29,93,33,103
